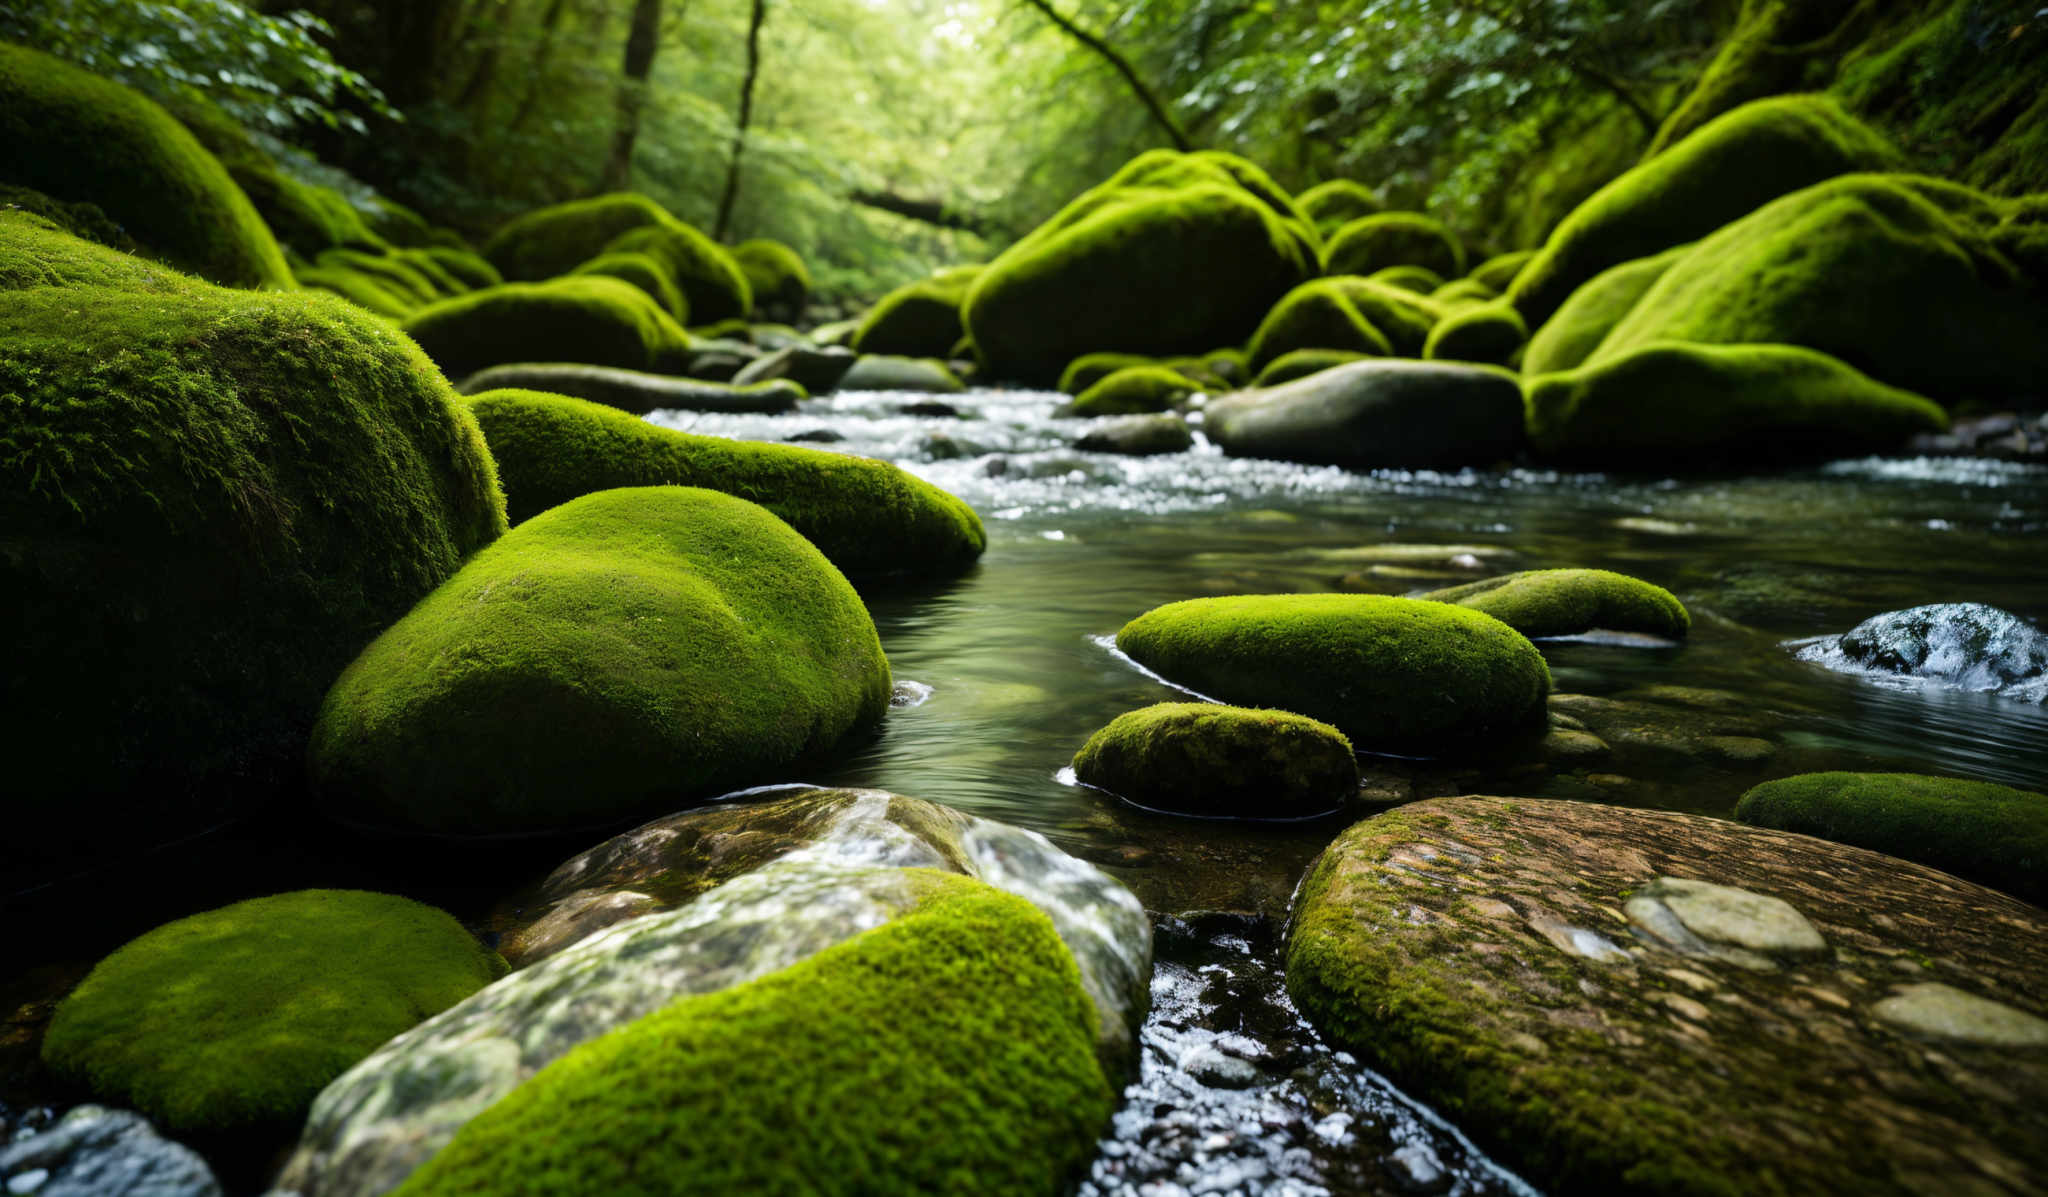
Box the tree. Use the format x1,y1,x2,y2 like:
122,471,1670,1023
713,0,768,239
601,0,666,191
1017,0,1192,151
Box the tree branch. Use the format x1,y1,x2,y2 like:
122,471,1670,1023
849,189,996,235
1017,0,1193,151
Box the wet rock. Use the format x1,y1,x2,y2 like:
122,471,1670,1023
1872,983,2048,1048
1383,1142,1451,1194
455,361,801,414
1546,690,1779,772
1625,877,1827,964
1071,703,1359,819
783,427,844,443
897,399,962,418
1796,603,2048,702
1419,568,1689,640
836,355,965,394
1075,414,1193,456
730,342,855,393
0,1106,220,1197
682,337,760,381
1179,1043,1261,1089
1206,360,1524,469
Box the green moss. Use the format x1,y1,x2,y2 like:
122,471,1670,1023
42,890,503,1135
1423,302,1528,367
1735,772,2047,904
1519,245,1691,376
169,97,387,261
1524,340,1948,467
601,222,753,324
0,216,504,873
1253,348,1370,388
1507,95,1901,328
482,192,668,280
1325,212,1466,280
392,248,469,296
852,266,982,357
1115,594,1551,753
1296,179,1383,236
466,388,985,575
401,277,693,381
420,246,502,291
295,264,419,318
0,42,290,288
571,250,686,321
0,186,140,255
1245,277,1445,371
731,237,811,315
1071,365,1203,416
1368,264,1446,295
1420,569,1690,640
1430,278,1497,307
393,876,1112,1197
1058,352,1163,395
1072,702,1358,817
318,248,442,306
1470,249,1537,292
368,196,436,248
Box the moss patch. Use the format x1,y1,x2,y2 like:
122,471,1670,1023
1297,179,1382,236
482,191,670,281
571,250,685,321
1253,348,1371,387
1245,277,1425,371
1421,569,1690,640
852,266,981,358
602,222,752,325
1071,365,1203,416
1423,302,1527,367
731,237,810,315
1073,702,1358,818
1325,212,1465,280
401,277,693,380
1520,245,1691,376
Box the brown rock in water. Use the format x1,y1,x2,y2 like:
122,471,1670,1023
1286,795,2048,1196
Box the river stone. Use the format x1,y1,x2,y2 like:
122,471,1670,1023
276,789,1150,1197
729,343,856,393
454,361,801,414
1796,602,2048,702
836,354,965,393
1205,360,1523,469
1075,413,1193,456
1286,796,2048,1195
1625,877,1827,964
0,1106,220,1197
1871,983,2048,1048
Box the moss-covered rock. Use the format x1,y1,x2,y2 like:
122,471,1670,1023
604,226,751,326
482,192,670,281
1366,264,1446,295
42,890,504,1135
318,247,442,306
420,246,502,291
571,250,685,320
1115,594,1550,753
1072,702,1358,818
295,263,420,318
1423,302,1527,366
165,94,385,261
368,196,436,248
1252,348,1371,388
0,43,291,288
1245,276,1440,370
1506,94,1901,328
1430,278,1497,307
1071,365,1203,416
837,354,965,393
1208,359,1524,470
1420,569,1690,640
730,237,809,319
1074,413,1193,456
1470,249,1537,292
466,388,985,574
1519,245,1691,376
1296,179,1382,235
0,185,141,255
0,215,504,879
310,487,891,836
1058,351,1227,395
458,362,801,414
851,266,981,357
1325,212,1465,280
400,277,693,380
1524,341,1947,467
1736,772,2048,905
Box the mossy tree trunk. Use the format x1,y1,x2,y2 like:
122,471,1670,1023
600,0,665,193
1019,0,1193,152
713,0,767,240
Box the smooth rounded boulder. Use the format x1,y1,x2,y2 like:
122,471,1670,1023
1791,602,2048,702
1519,244,1690,376
1072,702,1359,817
1071,365,1203,416
1323,212,1464,279
852,265,981,358
1245,276,1437,368
457,362,801,414
1206,359,1524,469
401,277,694,381
1419,568,1690,640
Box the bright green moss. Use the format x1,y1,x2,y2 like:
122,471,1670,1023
43,890,504,1135
1519,245,1690,376
852,266,982,357
1524,340,1948,467
392,248,469,296
169,96,387,260
421,246,502,291
1430,278,1496,307
1245,277,1446,371
0,42,291,288
1506,95,1901,328
1072,702,1358,818
1115,594,1551,753
1470,249,1537,292
401,277,693,381
0,216,505,874
1420,569,1690,640
731,237,811,315
0,185,140,255
572,250,686,321
482,191,670,281
393,875,1112,1197
601,222,753,324
310,487,891,836
295,264,419,318
1296,179,1383,236
466,388,985,575
319,248,442,306
1368,264,1446,295
1071,365,1203,416
1325,212,1466,280
1058,352,1166,395
1736,772,2047,904
1253,348,1370,388
1423,302,1527,367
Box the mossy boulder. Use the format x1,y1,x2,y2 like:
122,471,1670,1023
1058,351,1220,395
1207,359,1524,469
0,185,140,255
1366,264,1446,295
1115,594,1550,753
42,890,504,1135
458,362,801,414
368,196,436,248
571,250,686,320
1296,179,1382,235
165,94,384,260
1420,569,1690,640
1506,94,1901,328
851,266,981,357
466,389,985,574
0,216,505,880
482,192,670,281
1246,276,1442,370
295,263,419,318
603,223,752,325
1524,341,1948,467
308,487,891,836
1252,348,1370,387
1325,212,1465,280
1423,302,1527,366
1071,365,1203,416
318,247,442,306
400,277,693,380
1736,772,2048,905
1520,245,1690,376
0,43,291,288
1430,278,1496,307
837,354,964,393
420,246,502,291
1074,413,1193,456
730,237,809,318
1072,702,1359,818
1470,249,1537,291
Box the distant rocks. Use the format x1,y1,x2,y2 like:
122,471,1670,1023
1075,413,1192,456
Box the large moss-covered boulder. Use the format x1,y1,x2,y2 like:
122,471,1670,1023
1507,95,1902,328
400,277,693,380
481,192,670,281
466,389,985,574
1287,796,2048,1194
1207,359,1523,469
0,216,505,881
1737,772,2048,905
1520,245,1691,376
308,487,891,836
1245,276,1441,370
1072,702,1359,818
1115,594,1550,752
0,43,291,288
730,237,809,319
1296,179,1382,236
1324,212,1465,279
602,222,752,324
1524,341,1948,467
1071,365,1203,416
1420,568,1690,639
571,250,686,320
42,890,504,1135
851,265,981,358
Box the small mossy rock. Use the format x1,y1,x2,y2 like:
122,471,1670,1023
1072,702,1359,818
1366,264,1446,295
1115,594,1550,753
1736,772,2048,905
482,191,669,281
1520,244,1691,376
401,277,693,380
1252,348,1370,387
1286,795,2048,1195
1325,212,1465,280
295,264,419,318
42,890,504,1136
466,389,985,574
458,362,799,414
419,246,501,291
308,487,891,836
1296,179,1383,236
571,250,686,320
1058,352,1169,395
1523,341,1947,468
1246,276,1441,370
730,237,809,318
852,265,981,358
837,354,965,393
0,43,291,288
0,1105,221,1197
391,248,468,296
1506,94,1901,328
317,248,441,305
1420,569,1690,640
0,217,505,882
1430,278,1496,307
602,222,752,324
1072,365,1203,416
1423,302,1527,366
1074,413,1193,456
1470,249,1537,292
1793,602,2048,701
1207,360,1524,469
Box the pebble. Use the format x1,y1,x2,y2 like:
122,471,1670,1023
1872,983,2048,1048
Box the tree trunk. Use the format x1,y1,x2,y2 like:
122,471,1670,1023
508,0,573,132
849,189,995,235
600,0,665,192
453,0,515,109
713,0,768,240
1018,0,1192,152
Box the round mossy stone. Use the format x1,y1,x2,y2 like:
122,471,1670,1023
1073,703,1359,817
1252,348,1370,387
483,192,671,282
1736,772,2048,905
1114,594,1550,753
1519,245,1690,376
572,250,686,321
1071,365,1202,416
1423,302,1527,367
1245,277,1439,370
730,238,809,315
400,277,694,380
42,890,505,1136
602,222,753,325
1296,179,1383,235
1058,352,1171,395
308,487,892,836
1420,568,1690,640
1470,249,1536,292
1366,264,1446,295
1207,359,1524,470
420,246,502,291
1325,212,1466,280
852,267,981,358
